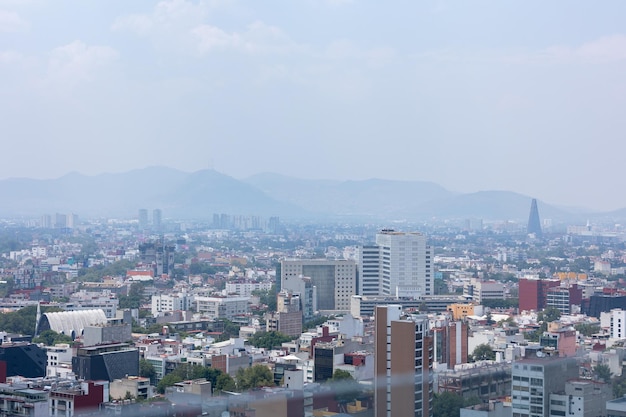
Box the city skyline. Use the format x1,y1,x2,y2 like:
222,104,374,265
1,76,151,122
2,1,626,211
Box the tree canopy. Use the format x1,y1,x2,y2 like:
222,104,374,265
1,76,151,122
432,392,480,417
156,363,234,394
247,331,294,350
470,344,495,362
327,369,362,404
33,330,73,346
236,365,274,391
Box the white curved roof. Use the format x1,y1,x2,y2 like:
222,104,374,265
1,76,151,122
41,309,108,337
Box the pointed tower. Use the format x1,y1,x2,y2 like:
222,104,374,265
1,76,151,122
527,198,542,236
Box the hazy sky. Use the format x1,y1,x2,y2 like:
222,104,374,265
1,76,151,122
1,1,625,210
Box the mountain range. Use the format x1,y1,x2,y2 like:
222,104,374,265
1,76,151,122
0,167,609,222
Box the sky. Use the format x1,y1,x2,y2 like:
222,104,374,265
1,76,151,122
1,1,625,211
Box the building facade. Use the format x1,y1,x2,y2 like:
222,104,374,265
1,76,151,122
281,259,356,312
359,230,432,298
375,305,433,417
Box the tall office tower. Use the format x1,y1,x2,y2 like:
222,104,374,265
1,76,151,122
138,209,148,229
280,259,357,312
41,214,52,228
511,356,579,417
152,208,162,230
375,305,432,417
358,230,432,298
66,213,79,229
527,198,542,236
54,213,67,229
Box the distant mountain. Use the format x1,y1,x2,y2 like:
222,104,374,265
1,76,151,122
0,167,300,219
0,167,606,221
244,173,455,218
411,191,572,220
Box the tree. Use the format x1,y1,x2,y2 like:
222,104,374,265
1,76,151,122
594,363,612,383
139,359,156,383
470,344,495,362
575,323,601,337
327,370,361,405
432,391,481,417
236,365,274,391
33,330,73,346
215,373,236,393
247,331,293,350
157,373,183,394
432,392,464,417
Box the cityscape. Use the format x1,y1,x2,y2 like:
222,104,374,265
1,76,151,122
0,198,625,417
2,1,626,417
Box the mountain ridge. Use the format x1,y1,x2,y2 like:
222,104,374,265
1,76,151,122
0,167,612,222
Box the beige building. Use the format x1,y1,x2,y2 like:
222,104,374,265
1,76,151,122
109,376,151,400
281,259,356,312
375,305,432,417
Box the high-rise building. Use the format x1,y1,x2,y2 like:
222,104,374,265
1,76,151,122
280,259,356,312
358,230,432,298
152,208,162,230
375,305,433,417
138,209,148,229
527,198,542,236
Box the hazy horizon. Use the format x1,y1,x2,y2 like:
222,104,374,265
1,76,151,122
2,1,625,210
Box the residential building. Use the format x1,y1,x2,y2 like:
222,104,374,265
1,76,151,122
195,296,249,320
511,357,579,417
45,344,73,378
280,275,315,321
0,382,48,417
225,280,273,297
432,321,468,369
375,305,433,417
607,309,626,339
110,376,151,401
151,291,194,317
266,291,302,338
548,379,611,417
49,381,107,417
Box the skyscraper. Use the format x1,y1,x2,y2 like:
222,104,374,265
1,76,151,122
152,208,162,230
527,198,542,236
358,230,432,298
138,209,148,229
375,305,432,417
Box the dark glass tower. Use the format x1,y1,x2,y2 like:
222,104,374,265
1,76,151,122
527,198,542,236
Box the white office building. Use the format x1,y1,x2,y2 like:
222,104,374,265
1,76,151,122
358,230,432,298
151,292,195,317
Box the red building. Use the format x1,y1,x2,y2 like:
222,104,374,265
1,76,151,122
50,381,107,417
519,278,560,311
